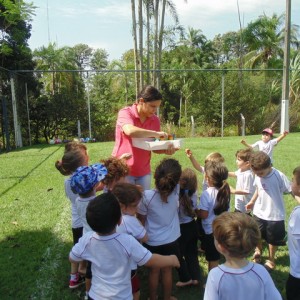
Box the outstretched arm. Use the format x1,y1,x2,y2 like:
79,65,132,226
276,131,288,143
240,139,252,148
145,254,180,268
185,149,203,173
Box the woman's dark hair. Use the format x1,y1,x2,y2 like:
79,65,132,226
138,85,162,102
205,161,230,215
154,158,182,202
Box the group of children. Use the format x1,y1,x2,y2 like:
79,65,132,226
55,127,300,300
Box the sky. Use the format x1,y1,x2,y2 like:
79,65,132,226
28,0,300,61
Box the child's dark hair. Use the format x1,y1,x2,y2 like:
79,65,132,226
112,182,143,206
137,85,162,102
213,212,261,258
100,157,129,187
179,168,197,218
55,142,87,176
154,158,182,202
205,161,230,215
235,148,253,162
86,193,121,234
250,151,271,171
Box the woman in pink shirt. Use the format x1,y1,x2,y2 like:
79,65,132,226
112,85,176,189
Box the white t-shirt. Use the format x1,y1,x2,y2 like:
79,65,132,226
76,194,96,234
234,169,255,212
137,185,180,246
204,262,281,300
117,214,147,270
178,192,198,224
198,187,219,234
253,168,291,221
70,231,152,300
288,205,300,278
64,178,82,228
251,139,277,161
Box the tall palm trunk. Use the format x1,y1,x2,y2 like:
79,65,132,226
157,0,166,90
138,0,144,89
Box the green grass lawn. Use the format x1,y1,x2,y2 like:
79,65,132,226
0,134,299,299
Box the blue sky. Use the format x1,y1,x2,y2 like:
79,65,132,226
28,0,300,61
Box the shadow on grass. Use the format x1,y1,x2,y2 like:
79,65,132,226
0,146,62,199
0,228,84,300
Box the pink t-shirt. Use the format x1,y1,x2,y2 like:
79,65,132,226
112,103,160,177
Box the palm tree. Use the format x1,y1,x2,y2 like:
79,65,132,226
243,13,299,69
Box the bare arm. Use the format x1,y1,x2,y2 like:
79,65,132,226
137,213,146,227
196,209,209,219
185,149,203,173
276,131,288,143
122,124,167,139
245,188,258,211
144,254,180,268
240,139,252,148
228,171,237,178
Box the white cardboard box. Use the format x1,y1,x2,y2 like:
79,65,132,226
132,138,182,151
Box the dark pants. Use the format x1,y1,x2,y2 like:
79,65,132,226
177,219,201,282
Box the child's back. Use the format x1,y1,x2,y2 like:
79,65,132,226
204,212,281,300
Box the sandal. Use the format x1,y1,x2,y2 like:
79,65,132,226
264,260,276,271
252,250,261,263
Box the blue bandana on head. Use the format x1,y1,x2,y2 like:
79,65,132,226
70,163,108,195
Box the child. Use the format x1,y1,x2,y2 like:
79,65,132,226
241,128,288,162
137,158,182,300
245,151,291,270
100,156,129,191
176,168,200,287
69,193,180,300
185,149,225,191
229,148,255,213
197,161,231,272
70,163,108,299
55,141,89,288
204,212,281,300
286,166,300,300
112,182,148,300
185,149,225,252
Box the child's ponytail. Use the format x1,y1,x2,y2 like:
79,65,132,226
205,161,230,215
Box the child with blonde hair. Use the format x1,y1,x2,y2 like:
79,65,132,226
204,212,281,300
137,158,182,300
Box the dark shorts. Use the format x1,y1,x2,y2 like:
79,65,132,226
253,216,286,246
131,269,140,294
203,233,220,261
144,240,180,258
286,273,300,300
72,227,83,245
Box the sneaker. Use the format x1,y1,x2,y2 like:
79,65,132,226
69,273,85,289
